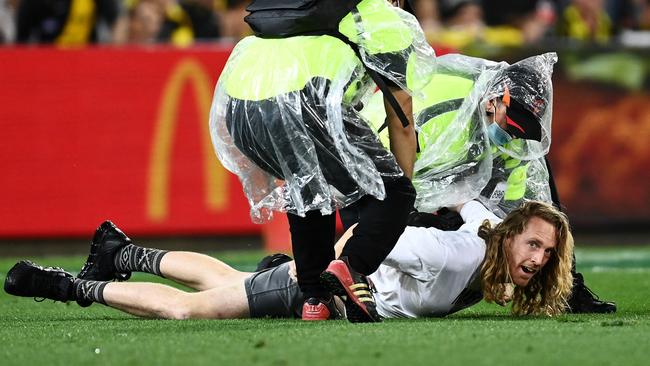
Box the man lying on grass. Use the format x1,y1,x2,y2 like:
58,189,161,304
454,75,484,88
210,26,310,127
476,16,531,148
4,200,573,319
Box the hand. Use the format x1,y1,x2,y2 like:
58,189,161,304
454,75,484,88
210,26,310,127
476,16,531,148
495,283,515,306
288,261,297,281
406,208,464,231
449,203,466,213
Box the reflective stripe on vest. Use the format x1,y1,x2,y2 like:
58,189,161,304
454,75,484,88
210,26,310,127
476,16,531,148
366,73,474,153
492,145,529,201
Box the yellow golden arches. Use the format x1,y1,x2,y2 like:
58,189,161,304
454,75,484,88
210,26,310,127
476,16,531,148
147,57,228,221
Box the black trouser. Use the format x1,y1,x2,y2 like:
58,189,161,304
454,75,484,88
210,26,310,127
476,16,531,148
288,176,415,298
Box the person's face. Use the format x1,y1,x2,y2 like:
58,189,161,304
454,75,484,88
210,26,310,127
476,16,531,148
484,98,508,130
130,1,164,43
505,217,557,287
388,0,404,9
451,4,483,28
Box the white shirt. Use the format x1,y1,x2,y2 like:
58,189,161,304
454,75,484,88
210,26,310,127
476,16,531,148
368,201,502,318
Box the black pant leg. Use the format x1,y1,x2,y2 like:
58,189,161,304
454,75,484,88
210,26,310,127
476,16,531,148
339,203,361,231
287,211,336,299
340,176,416,275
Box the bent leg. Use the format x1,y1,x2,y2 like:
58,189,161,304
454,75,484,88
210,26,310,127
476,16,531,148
102,281,250,319
158,251,251,291
341,176,416,275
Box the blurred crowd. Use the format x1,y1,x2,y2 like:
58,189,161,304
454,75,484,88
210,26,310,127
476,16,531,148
1,0,649,49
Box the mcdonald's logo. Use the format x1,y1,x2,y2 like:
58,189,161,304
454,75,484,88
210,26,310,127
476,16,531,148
147,57,228,221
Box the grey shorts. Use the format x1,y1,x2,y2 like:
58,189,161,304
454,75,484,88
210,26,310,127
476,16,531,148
244,262,304,318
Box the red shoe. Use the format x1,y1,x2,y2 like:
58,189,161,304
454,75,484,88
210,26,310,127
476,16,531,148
302,297,335,321
320,257,381,323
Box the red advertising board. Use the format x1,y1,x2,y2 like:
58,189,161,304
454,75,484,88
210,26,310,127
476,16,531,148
0,46,257,237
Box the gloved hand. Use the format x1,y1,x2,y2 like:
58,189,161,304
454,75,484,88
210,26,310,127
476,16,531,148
406,207,464,231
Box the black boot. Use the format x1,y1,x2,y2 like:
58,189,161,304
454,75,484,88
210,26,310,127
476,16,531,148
567,273,616,313
77,221,132,307
4,260,74,302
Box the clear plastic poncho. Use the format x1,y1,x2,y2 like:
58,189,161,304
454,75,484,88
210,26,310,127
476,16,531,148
477,153,552,218
361,52,557,214
209,0,436,222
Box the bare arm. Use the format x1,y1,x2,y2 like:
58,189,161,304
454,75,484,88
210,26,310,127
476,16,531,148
384,87,416,178
334,224,357,258
450,202,466,213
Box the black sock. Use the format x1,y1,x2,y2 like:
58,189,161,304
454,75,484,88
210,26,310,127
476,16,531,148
72,279,108,305
114,244,168,276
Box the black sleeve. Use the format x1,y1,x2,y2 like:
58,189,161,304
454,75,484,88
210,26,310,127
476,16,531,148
371,47,412,87
406,208,464,231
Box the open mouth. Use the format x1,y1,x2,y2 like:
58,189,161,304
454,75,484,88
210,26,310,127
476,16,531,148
521,265,537,274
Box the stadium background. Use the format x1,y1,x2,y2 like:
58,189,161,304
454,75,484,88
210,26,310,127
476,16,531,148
1,45,649,253
1,3,649,365
1,0,650,251
0,44,649,252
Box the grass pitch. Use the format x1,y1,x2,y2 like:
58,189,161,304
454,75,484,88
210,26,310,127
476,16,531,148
0,246,649,366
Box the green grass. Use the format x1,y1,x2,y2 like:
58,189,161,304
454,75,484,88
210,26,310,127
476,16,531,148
1,246,649,366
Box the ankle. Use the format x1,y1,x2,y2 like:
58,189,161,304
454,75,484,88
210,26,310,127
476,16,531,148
302,297,336,321
72,278,108,305
303,290,331,301
114,244,168,276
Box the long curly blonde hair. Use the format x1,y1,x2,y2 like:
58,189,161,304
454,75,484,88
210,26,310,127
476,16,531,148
478,201,574,316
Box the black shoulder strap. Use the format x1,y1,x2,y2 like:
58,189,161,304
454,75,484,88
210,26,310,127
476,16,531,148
415,98,465,127
330,31,411,131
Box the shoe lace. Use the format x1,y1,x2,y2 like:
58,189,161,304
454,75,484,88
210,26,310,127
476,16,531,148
31,266,69,303
571,273,602,303
366,277,377,293
78,256,97,277
575,281,601,301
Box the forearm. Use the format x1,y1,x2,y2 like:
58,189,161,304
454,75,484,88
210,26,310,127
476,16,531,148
384,88,416,178
334,224,356,258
